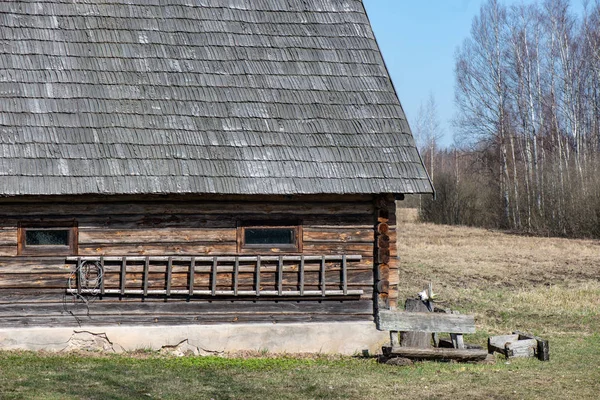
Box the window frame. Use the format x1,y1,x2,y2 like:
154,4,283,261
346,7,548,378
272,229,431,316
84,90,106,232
237,220,302,253
17,221,78,256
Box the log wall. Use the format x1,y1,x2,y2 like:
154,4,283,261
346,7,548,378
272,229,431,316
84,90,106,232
0,194,387,328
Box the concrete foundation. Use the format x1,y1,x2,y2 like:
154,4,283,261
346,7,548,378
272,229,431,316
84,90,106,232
0,322,389,355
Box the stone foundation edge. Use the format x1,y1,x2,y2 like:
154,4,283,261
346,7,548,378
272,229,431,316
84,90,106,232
0,322,389,355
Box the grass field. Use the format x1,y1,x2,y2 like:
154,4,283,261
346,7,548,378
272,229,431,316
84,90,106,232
0,219,599,399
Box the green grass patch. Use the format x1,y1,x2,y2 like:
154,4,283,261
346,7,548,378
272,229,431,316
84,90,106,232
0,336,599,400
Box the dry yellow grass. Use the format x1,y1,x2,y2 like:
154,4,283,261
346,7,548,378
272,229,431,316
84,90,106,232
396,218,600,335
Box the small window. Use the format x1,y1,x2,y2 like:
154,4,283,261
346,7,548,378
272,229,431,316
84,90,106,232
238,221,301,252
18,222,78,256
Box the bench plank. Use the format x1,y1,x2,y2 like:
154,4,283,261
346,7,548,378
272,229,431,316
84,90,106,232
378,311,476,333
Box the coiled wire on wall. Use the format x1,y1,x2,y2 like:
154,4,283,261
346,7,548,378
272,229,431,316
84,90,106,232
64,260,104,323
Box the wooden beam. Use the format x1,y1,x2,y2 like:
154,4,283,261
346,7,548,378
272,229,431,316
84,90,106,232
378,311,476,333
67,255,362,263
67,288,364,297
388,347,488,362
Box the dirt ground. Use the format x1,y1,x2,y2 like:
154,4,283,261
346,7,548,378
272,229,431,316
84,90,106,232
395,209,600,336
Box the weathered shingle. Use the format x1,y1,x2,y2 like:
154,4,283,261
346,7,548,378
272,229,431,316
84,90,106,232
0,0,433,196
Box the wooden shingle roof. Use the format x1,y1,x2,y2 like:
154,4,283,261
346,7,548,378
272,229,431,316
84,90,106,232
0,0,433,196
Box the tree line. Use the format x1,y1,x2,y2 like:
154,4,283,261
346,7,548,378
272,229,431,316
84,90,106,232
417,0,600,238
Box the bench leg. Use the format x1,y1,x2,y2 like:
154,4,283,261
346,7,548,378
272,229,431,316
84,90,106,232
450,333,465,349
390,331,400,347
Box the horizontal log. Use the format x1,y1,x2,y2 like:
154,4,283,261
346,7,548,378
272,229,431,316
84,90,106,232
79,229,237,245
0,246,17,257
303,243,373,256
303,229,374,243
0,299,373,317
0,312,373,328
0,194,375,204
0,201,375,217
0,230,17,246
78,243,238,255
377,311,476,333
387,347,488,362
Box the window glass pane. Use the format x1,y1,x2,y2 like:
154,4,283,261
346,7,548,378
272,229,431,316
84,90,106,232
245,228,295,245
25,230,69,246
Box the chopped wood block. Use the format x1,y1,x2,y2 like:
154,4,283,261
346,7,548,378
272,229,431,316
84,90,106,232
506,338,538,358
488,333,547,360
514,331,550,361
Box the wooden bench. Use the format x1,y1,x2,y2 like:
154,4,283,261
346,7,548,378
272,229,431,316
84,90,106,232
377,310,488,361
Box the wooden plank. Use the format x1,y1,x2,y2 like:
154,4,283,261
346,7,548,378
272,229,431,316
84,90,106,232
0,201,375,217
68,288,364,297
400,299,431,348
450,333,465,350
76,257,82,295
488,334,519,351
320,256,326,297
302,229,374,243
188,257,195,296
67,255,362,263
388,347,488,362
166,256,173,296
233,258,239,296
255,255,261,297
514,331,550,361
378,311,476,333
342,254,347,296
99,256,105,296
0,299,375,316
211,257,217,296
299,255,305,296
0,313,373,328
79,228,237,244
78,243,238,256
120,257,126,295
506,339,538,358
142,256,150,297
277,256,283,296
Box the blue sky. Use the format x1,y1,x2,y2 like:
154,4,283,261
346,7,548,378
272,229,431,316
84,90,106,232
362,0,522,147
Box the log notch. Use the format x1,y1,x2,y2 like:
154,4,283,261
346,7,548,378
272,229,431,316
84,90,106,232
374,194,397,310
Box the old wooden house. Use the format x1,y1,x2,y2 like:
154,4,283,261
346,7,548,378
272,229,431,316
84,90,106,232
0,0,433,353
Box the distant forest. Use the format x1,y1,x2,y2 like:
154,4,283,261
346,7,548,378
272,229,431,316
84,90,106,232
416,0,600,238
